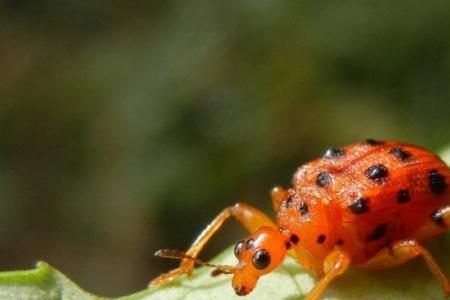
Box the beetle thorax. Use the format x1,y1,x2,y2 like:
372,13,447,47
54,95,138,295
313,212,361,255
276,187,335,275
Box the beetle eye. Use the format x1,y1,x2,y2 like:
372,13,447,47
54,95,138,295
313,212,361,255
245,238,255,250
252,249,271,269
234,240,244,258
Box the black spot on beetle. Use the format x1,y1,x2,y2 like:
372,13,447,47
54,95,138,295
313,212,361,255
367,223,388,241
285,241,292,249
389,147,411,161
316,171,331,187
431,210,446,227
365,164,388,182
323,148,345,159
348,198,369,214
397,189,410,204
429,169,447,194
245,239,255,250
283,197,294,208
317,234,326,244
290,234,299,245
365,139,383,146
299,202,309,216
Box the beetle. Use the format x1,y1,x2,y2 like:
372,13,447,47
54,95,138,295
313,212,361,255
150,140,450,300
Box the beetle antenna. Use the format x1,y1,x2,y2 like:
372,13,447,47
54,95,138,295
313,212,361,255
155,249,236,275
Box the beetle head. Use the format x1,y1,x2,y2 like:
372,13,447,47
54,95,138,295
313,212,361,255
231,226,287,296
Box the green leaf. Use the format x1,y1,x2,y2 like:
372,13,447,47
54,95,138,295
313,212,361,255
2,241,450,300
440,145,450,166
1,145,450,299
0,261,102,300
136,239,450,300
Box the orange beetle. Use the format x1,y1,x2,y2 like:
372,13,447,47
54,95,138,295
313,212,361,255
150,140,450,299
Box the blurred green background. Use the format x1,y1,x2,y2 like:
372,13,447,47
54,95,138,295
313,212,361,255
1,0,450,297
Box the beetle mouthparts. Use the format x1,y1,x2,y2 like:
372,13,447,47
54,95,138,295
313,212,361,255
235,286,250,296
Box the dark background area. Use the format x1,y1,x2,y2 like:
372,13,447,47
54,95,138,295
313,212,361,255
1,0,450,297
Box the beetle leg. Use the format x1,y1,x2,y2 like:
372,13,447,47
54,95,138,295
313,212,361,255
304,249,351,300
271,186,288,212
360,239,450,295
149,203,276,287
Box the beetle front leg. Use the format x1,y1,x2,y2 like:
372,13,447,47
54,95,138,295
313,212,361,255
149,203,276,287
304,249,351,300
271,186,288,212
